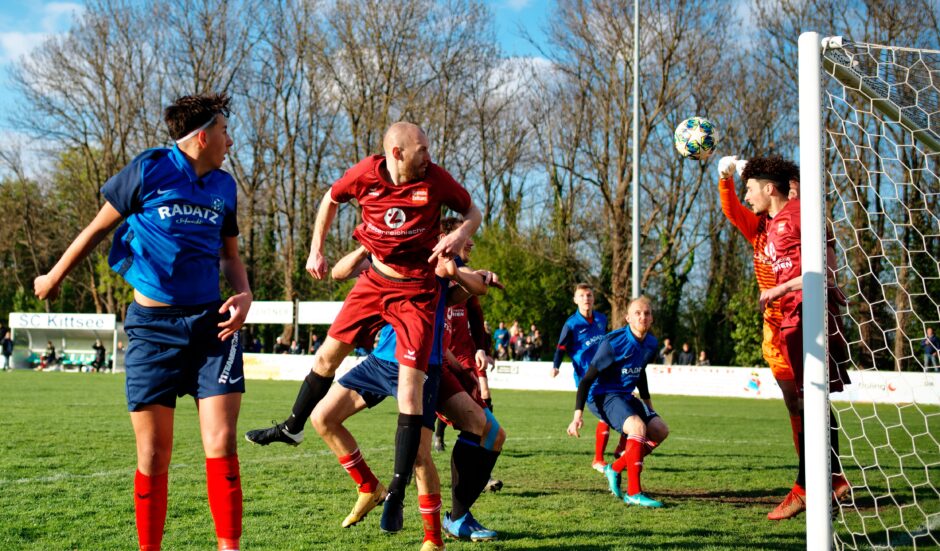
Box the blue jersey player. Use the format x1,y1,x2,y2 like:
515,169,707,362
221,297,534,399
567,296,670,508
34,94,251,551
552,283,625,472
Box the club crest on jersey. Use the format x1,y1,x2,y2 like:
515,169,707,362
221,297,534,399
411,188,428,204
212,196,225,212
384,207,406,229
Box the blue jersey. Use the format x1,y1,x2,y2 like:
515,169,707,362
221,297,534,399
372,276,448,365
556,311,608,384
588,327,658,398
102,146,239,305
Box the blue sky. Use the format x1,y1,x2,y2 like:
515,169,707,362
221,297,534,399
0,0,552,129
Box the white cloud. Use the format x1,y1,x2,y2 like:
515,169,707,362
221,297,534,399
504,0,531,11
0,2,83,63
41,2,83,32
0,32,50,63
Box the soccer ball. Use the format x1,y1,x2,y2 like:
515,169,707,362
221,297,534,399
674,117,718,160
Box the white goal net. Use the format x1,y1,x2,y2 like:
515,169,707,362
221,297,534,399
818,36,939,550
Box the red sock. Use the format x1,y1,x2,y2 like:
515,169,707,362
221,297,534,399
789,415,802,457
418,493,443,545
135,470,168,551
338,448,379,492
614,433,628,457
611,435,647,496
642,439,658,458
206,456,242,547
594,421,610,463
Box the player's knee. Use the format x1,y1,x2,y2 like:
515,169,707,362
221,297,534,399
482,409,502,451
492,426,506,451
650,419,670,443
137,445,172,473
310,407,329,435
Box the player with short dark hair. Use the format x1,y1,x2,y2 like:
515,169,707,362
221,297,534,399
552,283,625,472
567,296,669,508
743,155,852,520
34,92,251,551
716,154,803,456
245,122,482,526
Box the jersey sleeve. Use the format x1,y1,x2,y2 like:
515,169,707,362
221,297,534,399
101,156,145,216
553,323,573,369
222,209,239,237
718,176,760,243
433,165,472,214
329,158,372,203
635,368,651,400
466,296,486,351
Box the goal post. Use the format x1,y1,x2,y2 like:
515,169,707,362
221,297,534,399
800,32,940,550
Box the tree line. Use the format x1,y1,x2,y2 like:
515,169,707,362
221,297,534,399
0,0,937,368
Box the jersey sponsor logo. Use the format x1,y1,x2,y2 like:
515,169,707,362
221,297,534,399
411,188,428,204
772,256,794,273
157,203,220,225
384,207,406,229
584,334,605,349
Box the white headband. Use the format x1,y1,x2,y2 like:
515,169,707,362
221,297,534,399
174,115,217,144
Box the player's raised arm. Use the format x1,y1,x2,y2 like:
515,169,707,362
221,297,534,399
331,245,370,281
717,155,761,242
429,203,482,263
34,202,124,302
306,193,340,280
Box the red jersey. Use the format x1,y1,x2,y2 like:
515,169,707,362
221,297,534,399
331,155,472,278
445,301,477,370
719,177,783,329
766,198,802,324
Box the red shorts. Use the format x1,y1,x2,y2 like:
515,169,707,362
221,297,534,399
437,361,485,412
454,353,487,379
778,302,851,397
328,267,439,372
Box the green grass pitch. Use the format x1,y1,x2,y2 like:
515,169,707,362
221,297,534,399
0,372,935,550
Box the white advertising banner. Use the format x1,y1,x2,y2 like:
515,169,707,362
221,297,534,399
240,356,939,406
243,301,293,325
9,312,116,330
297,302,344,325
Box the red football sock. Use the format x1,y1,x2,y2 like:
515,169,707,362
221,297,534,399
135,470,168,551
612,435,647,496
338,448,379,493
594,421,610,463
418,493,443,545
613,433,628,458
206,456,242,547
789,415,802,457
642,439,658,458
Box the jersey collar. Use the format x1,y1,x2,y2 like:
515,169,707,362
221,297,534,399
169,144,209,184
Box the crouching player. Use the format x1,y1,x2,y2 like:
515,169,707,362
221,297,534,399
34,93,251,550
567,296,669,508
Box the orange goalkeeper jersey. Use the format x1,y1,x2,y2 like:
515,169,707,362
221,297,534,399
718,176,783,329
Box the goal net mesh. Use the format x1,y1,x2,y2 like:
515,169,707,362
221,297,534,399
821,37,940,549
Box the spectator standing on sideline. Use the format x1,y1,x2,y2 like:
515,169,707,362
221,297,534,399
923,328,940,370
290,340,303,355
92,339,107,372
677,342,694,365
493,322,509,356
309,333,321,355
1,330,12,371
659,338,675,365
696,350,710,366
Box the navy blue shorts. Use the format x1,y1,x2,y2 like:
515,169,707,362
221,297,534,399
337,355,441,429
590,393,658,434
124,301,244,411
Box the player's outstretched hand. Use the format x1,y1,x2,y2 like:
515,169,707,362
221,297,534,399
736,159,748,177
429,230,467,263
34,274,61,302
218,291,252,341
306,250,329,280
567,416,583,438
474,269,505,290
718,155,739,179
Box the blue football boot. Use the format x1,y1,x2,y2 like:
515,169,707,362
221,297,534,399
624,492,663,508
604,464,623,498
443,511,498,542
